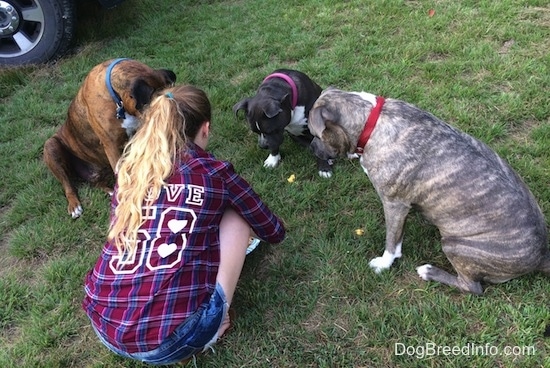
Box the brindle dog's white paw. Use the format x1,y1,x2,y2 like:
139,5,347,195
369,248,401,273
369,256,391,274
264,154,281,168
416,264,433,281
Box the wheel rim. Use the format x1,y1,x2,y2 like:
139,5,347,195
0,0,45,58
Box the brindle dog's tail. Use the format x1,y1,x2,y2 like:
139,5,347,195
539,249,550,275
540,250,550,338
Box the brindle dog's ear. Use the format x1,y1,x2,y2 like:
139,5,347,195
130,79,155,112
264,100,282,118
233,99,249,117
308,106,333,137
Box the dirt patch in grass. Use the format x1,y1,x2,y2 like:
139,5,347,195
0,207,24,279
520,6,550,27
301,299,326,333
0,247,26,280
498,39,515,55
507,119,542,144
423,51,450,63
229,70,250,86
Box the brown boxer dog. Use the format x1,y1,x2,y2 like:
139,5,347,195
43,58,176,218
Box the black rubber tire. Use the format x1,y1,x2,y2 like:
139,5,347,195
0,0,76,66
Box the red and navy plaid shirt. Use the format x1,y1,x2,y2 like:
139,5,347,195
82,144,285,353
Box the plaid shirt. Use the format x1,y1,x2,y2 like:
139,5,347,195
82,144,285,353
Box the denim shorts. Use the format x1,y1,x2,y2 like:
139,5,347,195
92,283,228,365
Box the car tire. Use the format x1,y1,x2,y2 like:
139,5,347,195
0,0,76,66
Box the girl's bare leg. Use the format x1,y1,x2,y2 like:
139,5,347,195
216,208,250,336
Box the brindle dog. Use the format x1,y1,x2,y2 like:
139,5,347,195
308,87,550,294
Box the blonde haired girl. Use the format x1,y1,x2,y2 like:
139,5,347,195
83,85,285,365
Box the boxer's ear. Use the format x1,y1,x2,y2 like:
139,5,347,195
130,79,155,112
159,69,176,85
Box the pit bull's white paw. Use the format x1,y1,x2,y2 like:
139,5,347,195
71,205,83,219
318,170,332,179
416,264,433,281
347,153,360,159
264,154,281,168
369,244,402,274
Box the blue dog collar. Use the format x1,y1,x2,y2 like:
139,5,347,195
105,58,130,119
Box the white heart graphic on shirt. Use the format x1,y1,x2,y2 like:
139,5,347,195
157,243,177,258
168,219,187,234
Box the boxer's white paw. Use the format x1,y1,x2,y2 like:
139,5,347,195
264,154,281,168
71,205,83,219
347,153,360,159
416,264,433,281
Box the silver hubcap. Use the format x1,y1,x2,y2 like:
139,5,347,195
0,1,20,37
0,0,46,58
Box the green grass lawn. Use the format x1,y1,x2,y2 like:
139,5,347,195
0,0,549,367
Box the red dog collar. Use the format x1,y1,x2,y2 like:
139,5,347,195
355,96,385,154
263,73,298,109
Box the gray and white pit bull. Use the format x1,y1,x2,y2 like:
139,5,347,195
233,69,333,178
308,87,550,294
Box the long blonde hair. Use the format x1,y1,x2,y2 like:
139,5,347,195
108,85,212,256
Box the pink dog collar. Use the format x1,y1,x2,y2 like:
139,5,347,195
263,73,299,109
